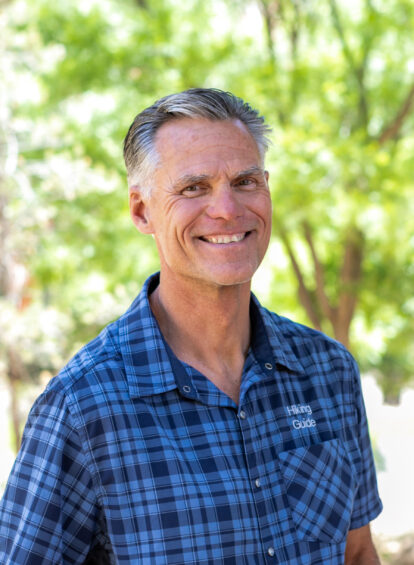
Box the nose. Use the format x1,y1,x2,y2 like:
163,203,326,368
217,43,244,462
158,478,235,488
205,184,244,220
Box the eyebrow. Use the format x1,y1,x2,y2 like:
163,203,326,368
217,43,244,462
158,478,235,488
172,167,265,191
172,174,211,191
233,166,265,181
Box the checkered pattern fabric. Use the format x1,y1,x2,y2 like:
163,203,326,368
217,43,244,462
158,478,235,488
278,439,356,543
0,273,382,564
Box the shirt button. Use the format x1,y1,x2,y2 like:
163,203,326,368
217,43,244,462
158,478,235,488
267,547,275,557
239,410,247,419
255,478,261,488
182,385,191,393
264,362,273,370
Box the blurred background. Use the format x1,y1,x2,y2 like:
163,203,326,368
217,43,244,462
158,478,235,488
0,0,413,562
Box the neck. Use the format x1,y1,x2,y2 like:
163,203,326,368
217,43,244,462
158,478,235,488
149,273,252,403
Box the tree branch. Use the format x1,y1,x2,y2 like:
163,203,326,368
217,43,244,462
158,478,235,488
328,0,369,129
302,221,335,322
6,346,27,452
257,0,278,69
290,0,300,62
336,228,364,347
135,0,148,8
279,0,302,107
278,0,301,63
378,81,414,144
278,227,322,330
256,0,287,124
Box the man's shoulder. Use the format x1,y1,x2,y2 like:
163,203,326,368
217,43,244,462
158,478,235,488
264,307,343,346
259,304,356,369
43,274,159,407
45,316,124,398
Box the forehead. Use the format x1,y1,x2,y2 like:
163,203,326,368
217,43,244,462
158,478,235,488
153,118,261,180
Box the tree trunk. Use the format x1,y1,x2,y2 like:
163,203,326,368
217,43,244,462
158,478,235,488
6,347,26,453
7,373,21,453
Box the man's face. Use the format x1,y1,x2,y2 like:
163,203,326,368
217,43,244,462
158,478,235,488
130,117,272,290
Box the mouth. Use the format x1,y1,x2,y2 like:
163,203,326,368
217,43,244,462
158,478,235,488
199,232,251,244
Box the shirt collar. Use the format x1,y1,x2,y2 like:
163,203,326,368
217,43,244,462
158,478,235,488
250,294,305,376
119,273,178,398
119,273,304,399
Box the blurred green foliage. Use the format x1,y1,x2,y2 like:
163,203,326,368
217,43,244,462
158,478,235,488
0,0,413,447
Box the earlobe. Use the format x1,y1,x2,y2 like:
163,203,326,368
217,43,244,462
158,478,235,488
129,186,154,234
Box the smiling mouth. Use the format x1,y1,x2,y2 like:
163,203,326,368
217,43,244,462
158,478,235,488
199,232,251,244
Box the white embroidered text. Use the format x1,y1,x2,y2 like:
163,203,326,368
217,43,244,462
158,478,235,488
285,404,317,430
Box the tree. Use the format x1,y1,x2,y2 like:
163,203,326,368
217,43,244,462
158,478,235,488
232,0,414,402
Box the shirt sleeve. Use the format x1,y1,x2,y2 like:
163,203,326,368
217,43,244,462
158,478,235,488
0,387,101,564
348,356,383,530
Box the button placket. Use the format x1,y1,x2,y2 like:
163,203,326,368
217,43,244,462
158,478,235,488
237,393,279,563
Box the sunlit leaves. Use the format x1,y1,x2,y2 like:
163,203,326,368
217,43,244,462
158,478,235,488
1,0,413,402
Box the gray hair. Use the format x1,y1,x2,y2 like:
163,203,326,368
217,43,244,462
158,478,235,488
123,88,272,198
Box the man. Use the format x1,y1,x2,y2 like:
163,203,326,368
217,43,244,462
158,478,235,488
0,88,382,564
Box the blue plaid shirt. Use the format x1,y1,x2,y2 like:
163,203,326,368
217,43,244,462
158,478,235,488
0,273,382,564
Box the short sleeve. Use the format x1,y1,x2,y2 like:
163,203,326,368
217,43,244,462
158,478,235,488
0,388,101,564
348,357,383,529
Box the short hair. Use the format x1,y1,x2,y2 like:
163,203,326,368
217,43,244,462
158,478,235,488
123,88,272,198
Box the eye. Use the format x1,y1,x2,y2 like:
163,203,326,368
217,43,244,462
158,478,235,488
182,185,203,196
236,178,256,188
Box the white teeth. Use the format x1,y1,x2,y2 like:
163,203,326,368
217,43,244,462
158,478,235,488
203,233,246,244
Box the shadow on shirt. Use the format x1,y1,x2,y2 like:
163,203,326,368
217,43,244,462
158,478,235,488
83,545,111,565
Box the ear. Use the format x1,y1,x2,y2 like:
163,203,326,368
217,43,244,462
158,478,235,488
129,185,154,234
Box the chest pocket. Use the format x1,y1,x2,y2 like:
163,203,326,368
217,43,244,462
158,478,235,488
278,438,358,543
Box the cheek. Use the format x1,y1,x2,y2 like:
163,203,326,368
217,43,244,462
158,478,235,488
264,195,273,222
254,196,272,226
158,213,197,250
170,204,203,236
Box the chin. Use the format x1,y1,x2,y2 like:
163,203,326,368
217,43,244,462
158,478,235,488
204,268,256,288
